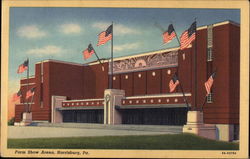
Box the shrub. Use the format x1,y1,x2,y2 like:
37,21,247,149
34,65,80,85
8,117,15,126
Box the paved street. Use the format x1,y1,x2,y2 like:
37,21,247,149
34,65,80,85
8,123,182,139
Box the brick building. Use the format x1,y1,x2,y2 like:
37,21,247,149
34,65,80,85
15,20,240,141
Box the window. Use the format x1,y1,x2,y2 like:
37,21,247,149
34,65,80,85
233,124,239,140
207,25,213,61
207,47,213,61
207,93,213,103
182,53,185,60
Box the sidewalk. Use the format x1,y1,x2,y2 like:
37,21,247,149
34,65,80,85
8,123,182,139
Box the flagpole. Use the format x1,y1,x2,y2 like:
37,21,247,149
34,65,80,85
201,95,207,111
29,92,35,113
26,58,29,113
91,44,105,71
173,27,181,47
176,67,189,111
179,81,190,110
110,21,114,89
194,18,198,111
173,25,189,110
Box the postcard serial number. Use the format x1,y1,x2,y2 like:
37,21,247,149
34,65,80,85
222,151,236,155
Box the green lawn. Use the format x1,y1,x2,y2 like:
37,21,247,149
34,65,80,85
8,133,239,150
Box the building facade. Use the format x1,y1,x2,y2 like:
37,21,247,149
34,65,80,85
15,20,240,141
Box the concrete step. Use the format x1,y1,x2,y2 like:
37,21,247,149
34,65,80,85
30,122,183,133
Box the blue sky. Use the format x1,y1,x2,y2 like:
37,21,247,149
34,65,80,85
9,7,240,86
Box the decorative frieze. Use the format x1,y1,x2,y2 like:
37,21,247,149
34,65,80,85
110,51,178,74
121,96,191,106
62,100,104,107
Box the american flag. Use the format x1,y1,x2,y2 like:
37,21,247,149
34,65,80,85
169,74,180,93
26,87,36,99
205,72,216,96
17,59,29,74
12,90,22,102
97,24,112,46
180,22,196,50
163,24,176,44
83,44,95,60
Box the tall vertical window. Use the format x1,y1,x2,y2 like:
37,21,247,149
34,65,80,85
207,47,213,61
207,25,214,103
207,25,213,61
206,93,213,103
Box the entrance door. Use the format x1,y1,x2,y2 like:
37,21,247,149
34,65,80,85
121,108,187,125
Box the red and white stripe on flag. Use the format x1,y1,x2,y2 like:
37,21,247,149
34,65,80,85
180,31,196,50
169,79,180,92
163,32,176,44
97,31,112,46
26,89,35,99
12,92,21,102
83,49,94,60
17,64,28,74
204,76,214,95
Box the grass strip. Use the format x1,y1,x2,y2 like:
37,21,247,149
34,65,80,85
8,133,239,150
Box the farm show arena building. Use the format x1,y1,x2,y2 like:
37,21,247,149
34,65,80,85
15,20,239,141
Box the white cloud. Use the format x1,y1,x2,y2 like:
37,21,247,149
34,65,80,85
92,22,140,35
26,45,64,57
17,25,47,39
59,23,82,34
114,42,141,52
